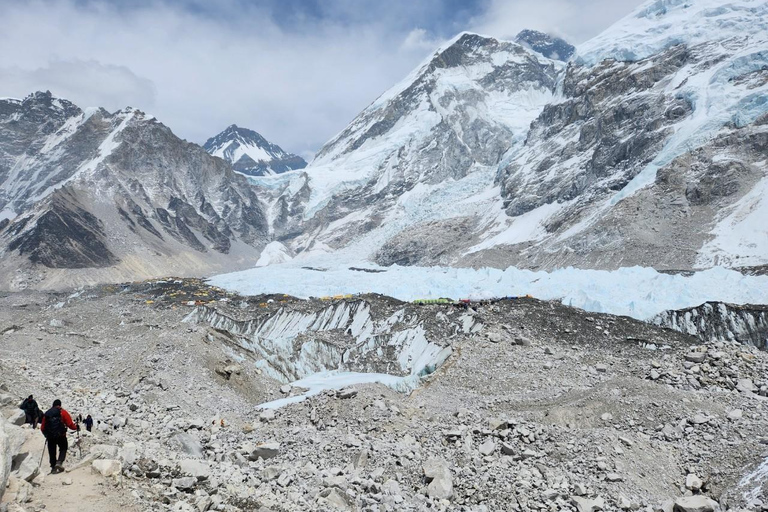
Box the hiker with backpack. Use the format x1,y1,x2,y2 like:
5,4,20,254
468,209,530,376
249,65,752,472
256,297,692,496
19,395,39,429
40,399,79,473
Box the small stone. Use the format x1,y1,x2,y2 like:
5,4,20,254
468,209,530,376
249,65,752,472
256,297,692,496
173,476,197,491
727,409,743,421
259,409,276,423
595,364,607,373
685,473,702,492
605,472,623,482
62,477,73,485
250,442,280,460
487,332,502,343
280,385,292,394
336,388,358,399
684,352,706,364
601,413,613,422
478,439,495,456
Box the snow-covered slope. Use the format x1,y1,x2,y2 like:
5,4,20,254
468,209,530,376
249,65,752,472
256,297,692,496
0,92,269,290
204,125,306,177
251,0,767,273
488,0,768,271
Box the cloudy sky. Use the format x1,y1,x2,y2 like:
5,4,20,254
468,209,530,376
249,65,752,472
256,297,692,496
0,0,643,160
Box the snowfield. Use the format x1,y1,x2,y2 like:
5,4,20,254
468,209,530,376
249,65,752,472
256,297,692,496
209,261,768,321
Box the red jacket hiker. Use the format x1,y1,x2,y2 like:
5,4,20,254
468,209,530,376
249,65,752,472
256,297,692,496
41,399,79,473
40,407,77,434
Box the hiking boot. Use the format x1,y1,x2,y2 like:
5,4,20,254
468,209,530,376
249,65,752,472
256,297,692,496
54,462,64,472
50,466,63,474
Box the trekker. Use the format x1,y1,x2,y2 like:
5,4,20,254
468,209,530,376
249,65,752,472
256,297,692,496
40,399,79,473
84,414,94,432
19,395,39,429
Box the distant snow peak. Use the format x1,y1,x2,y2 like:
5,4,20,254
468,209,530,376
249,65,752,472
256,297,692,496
203,125,307,177
515,29,575,61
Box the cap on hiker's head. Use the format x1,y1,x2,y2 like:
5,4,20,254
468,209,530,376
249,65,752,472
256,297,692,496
53,399,62,407
28,395,33,399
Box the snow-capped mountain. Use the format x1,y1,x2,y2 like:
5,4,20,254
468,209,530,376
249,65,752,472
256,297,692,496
257,32,562,263
0,91,268,290
204,125,307,177
514,29,574,61
255,0,767,273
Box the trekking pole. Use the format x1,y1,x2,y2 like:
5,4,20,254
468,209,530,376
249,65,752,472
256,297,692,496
38,439,47,468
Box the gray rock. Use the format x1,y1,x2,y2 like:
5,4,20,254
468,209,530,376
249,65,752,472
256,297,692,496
179,459,210,481
169,433,204,458
91,459,122,478
673,496,719,512
173,476,197,491
259,409,276,423
478,439,495,456
280,385,292,394
736,378,757,393
572,496,605,512
684,352,706,363
318,487,353,511
727,409,743,421
605,472,623,482
7,411,25,426
336,388,358,399
12,453,39,483
685,473,702,491
250,442,280,460
423,457,453,500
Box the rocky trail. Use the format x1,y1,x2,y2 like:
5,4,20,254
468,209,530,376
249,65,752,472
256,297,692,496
1,279,767,511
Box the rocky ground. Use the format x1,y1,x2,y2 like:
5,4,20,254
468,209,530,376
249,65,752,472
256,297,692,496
1,279,767,512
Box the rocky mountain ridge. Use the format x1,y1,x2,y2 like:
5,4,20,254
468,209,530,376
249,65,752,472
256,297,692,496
0,92,269,290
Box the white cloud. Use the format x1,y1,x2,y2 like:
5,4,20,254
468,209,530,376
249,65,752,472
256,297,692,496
0,0,645,158
470,0,644,43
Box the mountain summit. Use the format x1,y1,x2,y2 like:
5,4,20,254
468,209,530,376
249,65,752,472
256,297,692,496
514,29,575,61
203,125,307,177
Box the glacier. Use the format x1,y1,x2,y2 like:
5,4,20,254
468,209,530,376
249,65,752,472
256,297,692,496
209,261,768,321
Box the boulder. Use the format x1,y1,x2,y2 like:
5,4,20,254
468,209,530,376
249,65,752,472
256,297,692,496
317,487,353,511
7,411,25,426
478,439,495,456
0,394,13,406
169,433,204,458
684,352,706,364
173,476,197,491
673,496,719,512
736,378,756,393
685,473,703,492
91,459,122,477
250,442,280,460
336,388,358,399
423,457,453,500
12,453,39,483
179,459,210,481
572,496,605,512
259,409,276,423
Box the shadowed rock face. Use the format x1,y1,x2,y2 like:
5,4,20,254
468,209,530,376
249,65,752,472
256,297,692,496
6,188,117,268
515,30,575,61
